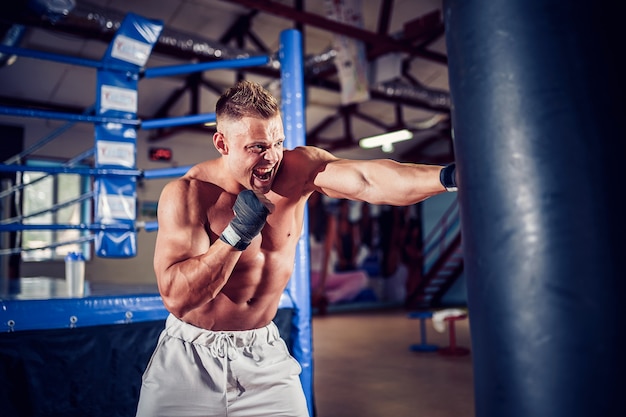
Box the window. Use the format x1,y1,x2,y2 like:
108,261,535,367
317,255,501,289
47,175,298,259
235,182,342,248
21,160,91,261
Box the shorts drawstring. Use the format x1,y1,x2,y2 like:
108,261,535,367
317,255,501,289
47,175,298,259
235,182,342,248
210,333,238,360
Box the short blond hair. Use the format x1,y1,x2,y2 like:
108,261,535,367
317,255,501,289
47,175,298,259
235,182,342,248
215,80,280,126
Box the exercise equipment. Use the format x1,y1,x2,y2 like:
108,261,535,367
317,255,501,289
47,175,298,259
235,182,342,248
444,0,625,416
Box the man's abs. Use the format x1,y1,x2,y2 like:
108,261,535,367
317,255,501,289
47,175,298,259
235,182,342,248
181,216,300,331
179,281,287,331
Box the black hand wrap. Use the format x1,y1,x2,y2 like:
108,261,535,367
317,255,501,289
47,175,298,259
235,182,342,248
440,163,458,192
220,190,269,250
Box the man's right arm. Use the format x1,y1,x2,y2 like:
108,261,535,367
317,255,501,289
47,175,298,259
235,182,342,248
153,180,242,317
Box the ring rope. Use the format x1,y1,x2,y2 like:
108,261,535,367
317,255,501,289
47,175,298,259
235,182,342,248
3,105,96,166
0,218,158,256
0,106,139,127
0,191,94,225
0,223,134,232
0,148,95,200
0,234,95,256
0,164,142,177
0,44,134,73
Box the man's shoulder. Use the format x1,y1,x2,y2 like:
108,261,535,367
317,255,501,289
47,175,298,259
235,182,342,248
274,146,337,195
162,164,223,198
171,161,223,189
283,145,336,164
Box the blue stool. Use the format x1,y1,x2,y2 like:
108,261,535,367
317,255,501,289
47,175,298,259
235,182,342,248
408,311,439,352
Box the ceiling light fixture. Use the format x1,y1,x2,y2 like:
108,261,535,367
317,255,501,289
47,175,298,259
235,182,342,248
359,129,413,153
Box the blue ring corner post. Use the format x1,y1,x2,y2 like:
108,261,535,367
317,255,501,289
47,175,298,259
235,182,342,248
94,13,163,258
279,29,314,417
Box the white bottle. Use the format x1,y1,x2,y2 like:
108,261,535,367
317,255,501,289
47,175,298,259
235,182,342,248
65,251,85,297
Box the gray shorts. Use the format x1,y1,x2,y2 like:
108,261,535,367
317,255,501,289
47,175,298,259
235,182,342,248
136,314,309,417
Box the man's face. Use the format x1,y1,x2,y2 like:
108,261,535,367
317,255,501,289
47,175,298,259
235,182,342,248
216,115,285,194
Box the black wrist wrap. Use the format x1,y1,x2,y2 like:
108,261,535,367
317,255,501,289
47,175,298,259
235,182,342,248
440,163,458,192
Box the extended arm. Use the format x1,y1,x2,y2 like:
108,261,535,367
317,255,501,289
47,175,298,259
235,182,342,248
303,146,454,205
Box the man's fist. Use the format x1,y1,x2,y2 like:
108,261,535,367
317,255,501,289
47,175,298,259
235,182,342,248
220,190,270,250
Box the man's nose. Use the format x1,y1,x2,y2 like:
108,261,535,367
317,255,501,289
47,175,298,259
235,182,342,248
264,147,280,162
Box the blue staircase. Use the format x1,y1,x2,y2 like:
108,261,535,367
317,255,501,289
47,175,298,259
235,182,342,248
406,197,464,309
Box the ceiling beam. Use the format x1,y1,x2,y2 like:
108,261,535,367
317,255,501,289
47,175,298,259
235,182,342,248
221,0,447,63
376,0,394,36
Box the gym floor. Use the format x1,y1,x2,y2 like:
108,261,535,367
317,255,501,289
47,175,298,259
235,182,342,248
312,308,474,417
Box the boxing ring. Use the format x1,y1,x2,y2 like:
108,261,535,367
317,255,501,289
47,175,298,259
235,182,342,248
0,14,313,416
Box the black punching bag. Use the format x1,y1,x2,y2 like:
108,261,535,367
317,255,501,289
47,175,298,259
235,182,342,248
443,1,626,417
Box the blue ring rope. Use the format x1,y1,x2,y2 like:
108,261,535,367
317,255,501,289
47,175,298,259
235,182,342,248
0,149,95,199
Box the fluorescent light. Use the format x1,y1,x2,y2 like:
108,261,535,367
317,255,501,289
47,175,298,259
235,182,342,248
359,129,413,152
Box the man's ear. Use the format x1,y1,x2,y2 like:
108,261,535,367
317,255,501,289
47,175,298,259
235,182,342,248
213,131,228,155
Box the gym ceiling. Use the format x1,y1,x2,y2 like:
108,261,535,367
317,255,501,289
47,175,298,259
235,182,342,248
0,0,453,164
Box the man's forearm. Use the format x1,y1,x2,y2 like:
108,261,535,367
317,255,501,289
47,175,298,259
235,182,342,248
159,241,241,317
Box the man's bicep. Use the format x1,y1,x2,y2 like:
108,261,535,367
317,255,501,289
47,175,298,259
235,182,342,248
154,189,210,274
312,159,368,200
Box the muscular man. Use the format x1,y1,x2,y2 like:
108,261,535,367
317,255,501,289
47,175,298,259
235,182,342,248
136,80,457,417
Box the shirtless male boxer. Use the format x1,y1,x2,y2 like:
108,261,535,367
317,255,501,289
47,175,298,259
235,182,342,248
136,80,458,417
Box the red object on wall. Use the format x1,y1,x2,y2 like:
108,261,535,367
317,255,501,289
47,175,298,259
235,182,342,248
149,147,172,161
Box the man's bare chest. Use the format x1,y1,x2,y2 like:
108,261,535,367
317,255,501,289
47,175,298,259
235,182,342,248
206,192,305,245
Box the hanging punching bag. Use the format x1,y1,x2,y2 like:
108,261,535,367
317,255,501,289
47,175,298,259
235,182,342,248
443,1,626,416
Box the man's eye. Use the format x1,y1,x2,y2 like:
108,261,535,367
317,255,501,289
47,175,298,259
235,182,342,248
249,145,266,153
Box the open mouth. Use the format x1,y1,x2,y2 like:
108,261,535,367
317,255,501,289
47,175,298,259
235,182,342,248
253,167,273,182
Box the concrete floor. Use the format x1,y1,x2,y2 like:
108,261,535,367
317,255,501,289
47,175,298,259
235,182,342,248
311,308,475,417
